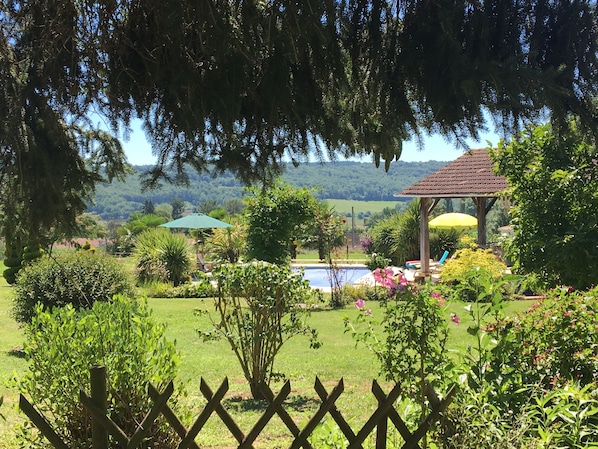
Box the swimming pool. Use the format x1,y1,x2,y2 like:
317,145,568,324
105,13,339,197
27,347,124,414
293,265,371,288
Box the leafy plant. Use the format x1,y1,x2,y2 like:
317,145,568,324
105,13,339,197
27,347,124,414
204,217,247,263
149,277,215,298
365,253,390,271
345,268,452,443
12,251,135,324
199,262,320,399
492,122,598,289
17,296,182,449
244,182,320,264
368,199,420,265
440,247,506,281
134,228,193,286
487,286,598,392
524,383,598,448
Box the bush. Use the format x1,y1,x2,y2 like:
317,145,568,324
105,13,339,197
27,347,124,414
13,251,135,324
17,296,182,449
135,228,193,286
201,262,320,399
440,247,507,282
439,247,509,302
487,286,598,391
146,276,216,298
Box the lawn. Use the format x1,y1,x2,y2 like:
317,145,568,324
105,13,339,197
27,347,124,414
0,271,535,448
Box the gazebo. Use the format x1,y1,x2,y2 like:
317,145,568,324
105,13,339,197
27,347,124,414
394,149,509,274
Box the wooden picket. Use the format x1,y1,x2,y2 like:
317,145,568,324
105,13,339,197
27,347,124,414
19,365,456,449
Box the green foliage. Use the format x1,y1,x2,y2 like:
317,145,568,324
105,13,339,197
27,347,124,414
524,383,598,448
365,253,390,271
428,228,462,260
302,203,347,261
492,122,598,289
134,228,193,287
441,373,598,448
121,212,167,235
4,1,597,188
367,199,462,265
144,276,215,299
204,218,247,263
89,162,441,220
171,197,184,219
487,286,598,392
12,252,135,324
369,200,420,265
199,262,320,399
17,296,181,449
440,248,506,282
2,240,22,285
438,384,535,449
244,182,320,264
440,278,598,449
345,270,450,432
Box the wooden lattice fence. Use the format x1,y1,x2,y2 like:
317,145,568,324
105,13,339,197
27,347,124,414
20,365,456,449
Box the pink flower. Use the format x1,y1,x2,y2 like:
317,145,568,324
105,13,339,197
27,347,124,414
354,298,365,309
397,273,408,286
431,292,446,307
364,309,372,316
450,313,461,325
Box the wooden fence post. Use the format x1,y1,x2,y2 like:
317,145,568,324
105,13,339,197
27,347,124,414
90,365,108,449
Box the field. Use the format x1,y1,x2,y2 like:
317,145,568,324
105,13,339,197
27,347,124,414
0,263,535,448
324,199,406,228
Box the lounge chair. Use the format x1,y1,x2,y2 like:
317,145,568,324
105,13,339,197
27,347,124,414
405,250,450,270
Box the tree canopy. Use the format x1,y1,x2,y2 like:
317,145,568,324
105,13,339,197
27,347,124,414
3,1,598,180
492,122,598,290
1,0,598,239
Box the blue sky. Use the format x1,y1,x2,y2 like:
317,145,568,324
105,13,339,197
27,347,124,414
121,119,501,165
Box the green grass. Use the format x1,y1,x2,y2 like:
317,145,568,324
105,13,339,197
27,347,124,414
325,199,405,228
0,265,536,448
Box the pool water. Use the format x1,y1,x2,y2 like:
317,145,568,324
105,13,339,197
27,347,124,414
294,265,371,288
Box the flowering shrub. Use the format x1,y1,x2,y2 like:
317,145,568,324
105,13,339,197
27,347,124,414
487,285,598,391
345,268,452,423
360,233,373,254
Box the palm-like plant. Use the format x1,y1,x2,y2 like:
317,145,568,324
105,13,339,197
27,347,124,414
370,199,421,265
135,228,192,286
204,218,247,263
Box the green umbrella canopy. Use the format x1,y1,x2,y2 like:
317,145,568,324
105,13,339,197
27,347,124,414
429,212,477,230
159,213,232,229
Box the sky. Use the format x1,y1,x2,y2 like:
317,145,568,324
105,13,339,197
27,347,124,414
120,119,501,165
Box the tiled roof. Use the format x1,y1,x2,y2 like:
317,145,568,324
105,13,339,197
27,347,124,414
395,149,508,198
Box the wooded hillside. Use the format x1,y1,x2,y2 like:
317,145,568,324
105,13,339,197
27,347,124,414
88,160,448,219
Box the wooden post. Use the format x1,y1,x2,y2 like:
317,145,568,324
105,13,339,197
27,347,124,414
420,198,430,274
475,198,487,247
90,365,108,449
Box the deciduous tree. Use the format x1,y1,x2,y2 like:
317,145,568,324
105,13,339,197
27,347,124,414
2,0,598,274
492,122,598,289
244,182,319,264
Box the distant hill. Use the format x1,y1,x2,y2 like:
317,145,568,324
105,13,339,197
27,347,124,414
87,160,449,220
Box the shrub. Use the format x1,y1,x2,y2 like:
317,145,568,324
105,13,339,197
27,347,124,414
487,286,598,392
439,247,509,303
440,247,507,281
200,262,320,399
13,251,135,324
135,228,193,286
369,200,420,265
365,253,390,271
17,296,182,449
345,269,450,441
149,276,216,298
